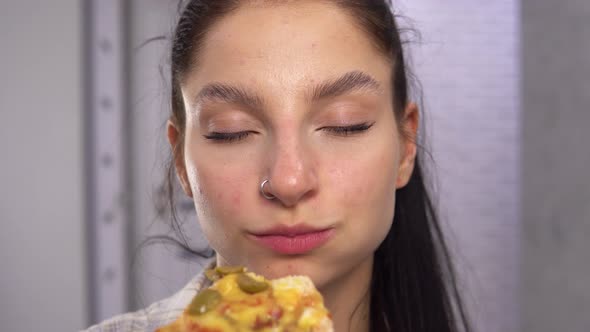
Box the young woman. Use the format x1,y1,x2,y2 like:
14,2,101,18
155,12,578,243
85,1,470,331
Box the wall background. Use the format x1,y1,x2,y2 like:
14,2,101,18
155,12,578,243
0,1,86,331
522,0,590,331
127,0,210,312
400,1,521,331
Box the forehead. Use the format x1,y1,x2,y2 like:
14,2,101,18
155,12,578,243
185,1,392,99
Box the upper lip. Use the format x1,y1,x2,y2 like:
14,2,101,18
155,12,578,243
250,224,331,237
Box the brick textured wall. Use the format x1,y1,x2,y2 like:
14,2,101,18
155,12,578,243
399,1,521,331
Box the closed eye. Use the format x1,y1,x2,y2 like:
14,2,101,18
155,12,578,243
203,131,255,143
203,122,374,143
321,122,375,136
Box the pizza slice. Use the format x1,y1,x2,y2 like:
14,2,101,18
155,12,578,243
156,266,333,332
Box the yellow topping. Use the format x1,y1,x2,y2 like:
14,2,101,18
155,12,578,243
157,269,333,332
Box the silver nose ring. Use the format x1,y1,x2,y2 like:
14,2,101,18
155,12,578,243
260,179,275,200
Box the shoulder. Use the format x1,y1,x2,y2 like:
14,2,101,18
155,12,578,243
80,259,215,332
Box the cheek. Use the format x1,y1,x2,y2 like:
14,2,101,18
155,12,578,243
330,149,398,209
325,139,399,249
185,154,249,227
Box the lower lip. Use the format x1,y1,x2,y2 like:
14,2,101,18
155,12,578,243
250,229,334,255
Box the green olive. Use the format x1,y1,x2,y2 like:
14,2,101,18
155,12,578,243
204,269,221,282
237,273,269,294
187,289,222,316
215,266,245,276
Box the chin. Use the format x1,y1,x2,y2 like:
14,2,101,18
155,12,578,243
244,254,332,288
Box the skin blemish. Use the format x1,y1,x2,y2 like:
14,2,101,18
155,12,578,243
231,192,241,206
285,264,295,274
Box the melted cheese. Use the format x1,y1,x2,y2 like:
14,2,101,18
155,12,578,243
157,272,332,332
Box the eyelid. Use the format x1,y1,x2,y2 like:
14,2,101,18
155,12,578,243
203,130,256,143
201,110,262,132
313,103,377,127
321,121,374,128
321,122,375,135
203,121,374,143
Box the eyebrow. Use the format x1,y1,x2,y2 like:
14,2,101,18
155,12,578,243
194,70,381,110
195,83,265,110
309,70,382,101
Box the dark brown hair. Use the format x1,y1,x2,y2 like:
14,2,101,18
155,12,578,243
165,1,471,331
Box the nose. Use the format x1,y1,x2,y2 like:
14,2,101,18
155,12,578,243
263,134,318,207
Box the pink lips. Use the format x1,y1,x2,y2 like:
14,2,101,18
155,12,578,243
249,224,334,255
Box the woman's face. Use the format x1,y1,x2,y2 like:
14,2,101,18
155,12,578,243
173,1,416,289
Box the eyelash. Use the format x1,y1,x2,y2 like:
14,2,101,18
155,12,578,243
204,122,374,143
322,122,374,136
204,131,254,143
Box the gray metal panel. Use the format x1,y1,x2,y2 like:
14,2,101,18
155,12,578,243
522,0,590,331
87,0,129,323
127,0,210,311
